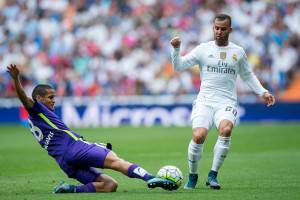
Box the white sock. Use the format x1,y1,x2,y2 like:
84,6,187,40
211,136,231,172
188,140,203,174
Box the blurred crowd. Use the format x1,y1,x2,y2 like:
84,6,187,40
0,0,299,101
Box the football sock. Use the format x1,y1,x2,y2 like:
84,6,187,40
188,139,203,174
75,183,96,193
127,164,153,181
211,136,231,172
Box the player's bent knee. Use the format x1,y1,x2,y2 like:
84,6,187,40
105,180,118,192
219,126,232,137
93,180,118,192
193,134,205,144
193,128,207,144
110,181,118,192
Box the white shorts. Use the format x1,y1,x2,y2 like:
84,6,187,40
191,102,237,130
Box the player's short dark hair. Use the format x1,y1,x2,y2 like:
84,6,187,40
32,84,54,100
214,14,231,27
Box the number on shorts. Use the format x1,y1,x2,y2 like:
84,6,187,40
28,119,44,141
225,106,237,117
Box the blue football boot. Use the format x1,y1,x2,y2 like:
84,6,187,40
147,177,178,191
184,174,198,189
206,170,221,190
53,181,75,193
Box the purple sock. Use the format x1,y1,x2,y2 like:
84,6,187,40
127,164,153,181
75,183,96,193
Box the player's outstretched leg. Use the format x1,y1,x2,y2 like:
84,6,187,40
104,151,178,191
184,173,198,189
206,170,221,190
147,177,178,191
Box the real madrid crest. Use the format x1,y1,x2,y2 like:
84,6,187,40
220,52,226,60
232,54,237,61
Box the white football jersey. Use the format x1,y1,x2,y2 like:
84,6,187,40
171,41,268,107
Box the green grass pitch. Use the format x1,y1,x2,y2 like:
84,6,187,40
0,123,300,200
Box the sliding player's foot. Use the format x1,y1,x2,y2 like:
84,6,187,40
147,177,178,191
53,181,75,193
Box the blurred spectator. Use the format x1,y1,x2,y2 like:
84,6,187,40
0,0,299,102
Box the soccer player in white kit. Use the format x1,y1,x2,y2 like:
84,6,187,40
170,14,275,190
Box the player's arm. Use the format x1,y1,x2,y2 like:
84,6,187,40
238,52,275,107
7,64,34,109
170,36,200,71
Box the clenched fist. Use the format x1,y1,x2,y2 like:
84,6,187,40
170,37,181,48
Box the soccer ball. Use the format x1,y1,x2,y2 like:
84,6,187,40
157,165,183,188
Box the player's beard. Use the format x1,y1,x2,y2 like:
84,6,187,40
215,35,229,46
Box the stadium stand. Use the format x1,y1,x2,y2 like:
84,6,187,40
279,72,300,102
0,0,299,102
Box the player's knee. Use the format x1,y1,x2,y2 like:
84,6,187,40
106,180,118,192
109,158,123,170
94,180,118,192
219,125,232,137
193,129,207,144
193,135,205,144
104,151,122,169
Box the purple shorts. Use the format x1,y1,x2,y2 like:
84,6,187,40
58,140,110,184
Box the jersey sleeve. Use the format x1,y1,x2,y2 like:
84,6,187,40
171,44,202,71
238,50,268,96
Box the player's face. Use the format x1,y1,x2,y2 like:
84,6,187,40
213,19,232,46
37,89,56,111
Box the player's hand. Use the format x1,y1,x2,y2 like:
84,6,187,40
170,37,181,48
262,92,275,107
7,64,20,80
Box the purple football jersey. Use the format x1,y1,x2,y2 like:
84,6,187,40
26,101,81,158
